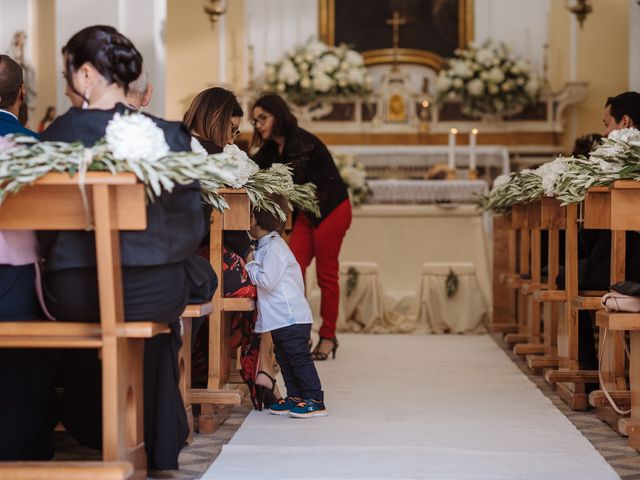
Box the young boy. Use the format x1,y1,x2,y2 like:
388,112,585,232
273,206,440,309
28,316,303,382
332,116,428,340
244,195,327,418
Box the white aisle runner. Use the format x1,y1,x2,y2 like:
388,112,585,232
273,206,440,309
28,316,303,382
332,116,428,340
203,334,619,480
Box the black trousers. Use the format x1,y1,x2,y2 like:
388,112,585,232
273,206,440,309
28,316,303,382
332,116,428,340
271,323,323,401
0,264,58,461
43,261,207,471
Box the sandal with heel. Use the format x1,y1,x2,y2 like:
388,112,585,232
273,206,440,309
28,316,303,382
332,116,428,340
311,336,339,361
254,370,278,411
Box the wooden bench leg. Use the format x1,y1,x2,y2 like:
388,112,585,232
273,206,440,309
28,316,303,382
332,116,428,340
179,318,194,445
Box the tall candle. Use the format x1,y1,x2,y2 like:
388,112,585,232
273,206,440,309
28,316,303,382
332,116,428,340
448,128,457,171
469,128,478,171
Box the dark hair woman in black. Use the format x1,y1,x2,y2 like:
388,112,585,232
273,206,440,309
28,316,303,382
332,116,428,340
38,25,213,471
250,93,351,361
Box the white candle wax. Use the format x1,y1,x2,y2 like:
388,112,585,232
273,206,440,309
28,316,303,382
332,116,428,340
469,128,478,171
448,128,457,171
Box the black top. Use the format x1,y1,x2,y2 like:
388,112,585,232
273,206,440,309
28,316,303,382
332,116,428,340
39,103,206,271
253,127,348,226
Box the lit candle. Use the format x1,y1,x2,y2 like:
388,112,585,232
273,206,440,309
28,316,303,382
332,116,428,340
469,128,478,172
448,128,457,171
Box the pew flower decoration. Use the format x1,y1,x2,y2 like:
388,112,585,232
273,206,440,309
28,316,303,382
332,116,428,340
479,129,640,212
332,151,370,206
0,112,320,220
264,39,372,104
435,40,540,118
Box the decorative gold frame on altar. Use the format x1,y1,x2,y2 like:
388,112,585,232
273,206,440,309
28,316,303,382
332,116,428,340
319,0,474,71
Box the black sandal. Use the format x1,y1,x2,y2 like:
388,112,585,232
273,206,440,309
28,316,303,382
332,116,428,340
311,337,339,361
254,370,278,411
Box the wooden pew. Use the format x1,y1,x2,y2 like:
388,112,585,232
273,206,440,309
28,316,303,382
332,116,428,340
502,203,531,348
192,189,254,434
492,211,519,334
178,302,213,444
543,189,623,410
588,182,640,436
0,172,168,479
513,200,546,357
528,197,565,371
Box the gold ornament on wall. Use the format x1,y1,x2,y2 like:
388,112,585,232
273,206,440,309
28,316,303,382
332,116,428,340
565,0,593,28
204,0,227,25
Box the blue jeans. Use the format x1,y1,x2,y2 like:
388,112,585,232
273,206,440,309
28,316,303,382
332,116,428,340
271,323,323,401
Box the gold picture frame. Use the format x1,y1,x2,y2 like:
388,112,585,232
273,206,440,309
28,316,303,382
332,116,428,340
319,0,474,71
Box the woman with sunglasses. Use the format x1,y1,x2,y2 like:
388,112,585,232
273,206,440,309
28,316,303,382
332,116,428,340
183,87,282,409
250,93,351,361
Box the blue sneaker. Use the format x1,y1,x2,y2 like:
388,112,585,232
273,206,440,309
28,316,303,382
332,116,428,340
288,399,328,418
269,396,301,416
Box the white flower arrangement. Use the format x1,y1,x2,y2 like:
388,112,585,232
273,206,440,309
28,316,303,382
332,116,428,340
480,128,640,212
0,112,319,221
436,40,540,118
265,39,372,105
331,151,369,206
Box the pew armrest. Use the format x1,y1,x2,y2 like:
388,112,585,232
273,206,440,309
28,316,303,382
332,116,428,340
181,302,213,318
596,310,640,331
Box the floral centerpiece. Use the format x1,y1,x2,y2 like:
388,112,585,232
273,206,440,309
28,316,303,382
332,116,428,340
478,128,640,213
0,112,319,221
332,151,369,206
264,39,372,105
435,40,541,118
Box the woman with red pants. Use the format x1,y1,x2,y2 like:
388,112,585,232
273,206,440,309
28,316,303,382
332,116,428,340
250,93,351,361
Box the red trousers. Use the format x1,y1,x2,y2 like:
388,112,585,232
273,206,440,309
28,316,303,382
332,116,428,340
289,199,352,339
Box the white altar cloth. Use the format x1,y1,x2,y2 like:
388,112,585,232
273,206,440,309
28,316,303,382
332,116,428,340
368,179,488,204
306,204,492,333
330,144,510,174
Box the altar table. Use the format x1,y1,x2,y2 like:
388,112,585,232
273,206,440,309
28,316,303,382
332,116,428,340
307,204,492,334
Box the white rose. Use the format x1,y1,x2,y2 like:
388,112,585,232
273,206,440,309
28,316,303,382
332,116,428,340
501,80,514,92
525,77,540,96
345,49,364,66
300,77,311,89
476,48,494,66
516,60,530,73
312,71,334,92
320,53,340,72
276,82,286,92
488,67,505,84
278,59,300,85
347,67,365,85
451,60,473,78
306,40,329,58
222,144,260,188
105,112,170,163
607,127,640,145
435,74,453,92
466,78,485,96
453,78,464,89
488,83,499,95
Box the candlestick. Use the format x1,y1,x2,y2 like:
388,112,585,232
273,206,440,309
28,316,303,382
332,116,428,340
448,128,457,173
469,128,478,172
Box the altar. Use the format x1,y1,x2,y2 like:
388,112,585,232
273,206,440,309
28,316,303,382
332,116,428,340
307,203,492,334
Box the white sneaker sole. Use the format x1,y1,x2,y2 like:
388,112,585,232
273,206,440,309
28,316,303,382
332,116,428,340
288,410,329,418
269,409,290,416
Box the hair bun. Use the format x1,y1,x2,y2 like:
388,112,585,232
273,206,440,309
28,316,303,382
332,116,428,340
105,35,142,86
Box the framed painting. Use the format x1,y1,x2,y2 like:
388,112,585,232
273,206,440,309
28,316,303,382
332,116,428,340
319,0,474,70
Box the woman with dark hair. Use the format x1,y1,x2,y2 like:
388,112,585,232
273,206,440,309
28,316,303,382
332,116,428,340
184,87,281,409
250,92,351,361
38,25,212,471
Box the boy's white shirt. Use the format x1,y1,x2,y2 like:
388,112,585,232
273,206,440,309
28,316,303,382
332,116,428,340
244,231,313,333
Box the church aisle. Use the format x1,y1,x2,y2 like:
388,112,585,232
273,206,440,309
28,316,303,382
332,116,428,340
203,334,619,480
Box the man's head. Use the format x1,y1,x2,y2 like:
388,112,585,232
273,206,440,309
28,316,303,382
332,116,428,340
0,54,27,123
603,91,640,135
126,67,152,109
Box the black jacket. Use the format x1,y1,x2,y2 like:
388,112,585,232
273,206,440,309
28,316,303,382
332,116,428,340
39,104,206,271
253,127,348,226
